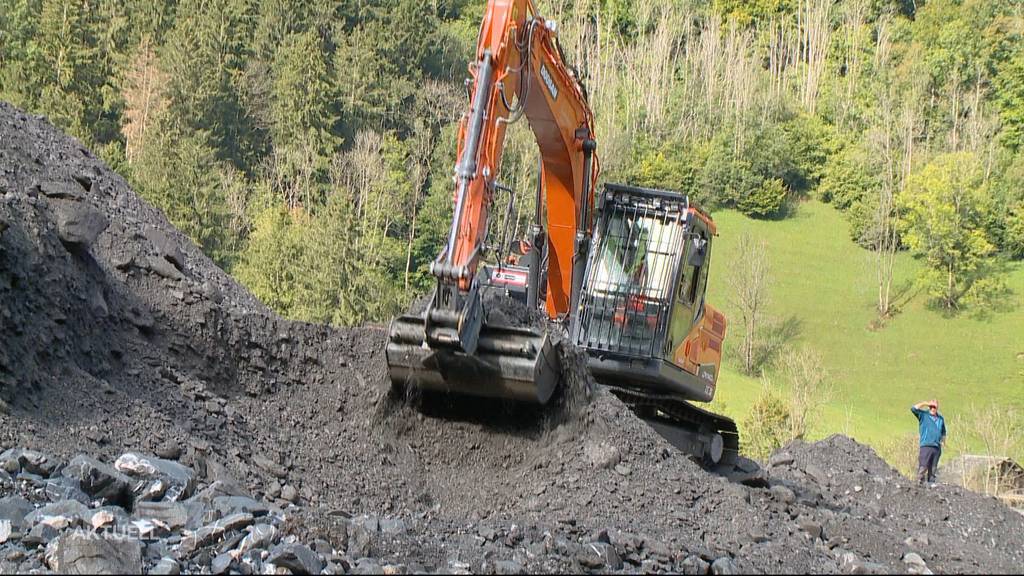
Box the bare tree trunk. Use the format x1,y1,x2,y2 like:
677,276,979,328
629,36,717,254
840,0,866,130
404,167,423,291
799,0,832,115
122,37,167,164
764,16,798,123
876,176,898,318
869,19,906,321
404,124,434,290
727,234,771,375
949,80,962,151
878,97,897,319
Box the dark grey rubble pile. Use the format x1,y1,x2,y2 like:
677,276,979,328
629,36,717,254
2,100,1024,575
0,447,759,575
0,449,347,574
764,436,1024,574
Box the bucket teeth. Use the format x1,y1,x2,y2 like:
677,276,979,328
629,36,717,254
386,316,560,404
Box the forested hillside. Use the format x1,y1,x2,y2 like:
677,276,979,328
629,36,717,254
2,0,1021,327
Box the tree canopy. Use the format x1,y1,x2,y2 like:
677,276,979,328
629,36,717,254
1,0,1020,323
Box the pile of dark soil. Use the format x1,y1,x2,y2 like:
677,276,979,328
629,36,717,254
1,101,1023,574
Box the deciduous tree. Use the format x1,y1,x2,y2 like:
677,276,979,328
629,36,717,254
900,152,1003,311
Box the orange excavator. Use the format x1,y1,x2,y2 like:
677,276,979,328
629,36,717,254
386,0,738,465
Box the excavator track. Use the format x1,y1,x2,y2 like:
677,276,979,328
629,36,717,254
606,386,740,467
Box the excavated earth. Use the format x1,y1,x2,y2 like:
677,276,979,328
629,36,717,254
1,101,1023,574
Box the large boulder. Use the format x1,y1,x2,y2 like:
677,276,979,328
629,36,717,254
0,449,59,478
266,543,323,575
211,495,269,517
133,501,205,531
142,228,185,271
238,524,277,553
150,557,181,575
192,480,248,502
42,476,91,504
576,542,623,570
61,456,133,507
25,499,91,526
0,496,35,538
54,200,109,249
114,453,195,501
23,523,59,547
178,513,255,556
39,179,85,201
45,532,143,575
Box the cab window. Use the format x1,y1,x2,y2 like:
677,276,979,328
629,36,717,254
678,233,707,306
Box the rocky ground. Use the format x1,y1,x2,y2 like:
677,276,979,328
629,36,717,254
1,101,1023,574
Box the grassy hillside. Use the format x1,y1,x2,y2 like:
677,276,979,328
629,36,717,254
705,200,1024,462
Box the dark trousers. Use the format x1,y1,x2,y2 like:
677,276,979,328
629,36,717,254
918,445,941,483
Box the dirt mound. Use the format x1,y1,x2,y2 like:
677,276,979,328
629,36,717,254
2,102,1023,574
768,436,1024,573
0,101,352,462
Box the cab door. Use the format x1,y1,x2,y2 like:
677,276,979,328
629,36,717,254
665,220,710,364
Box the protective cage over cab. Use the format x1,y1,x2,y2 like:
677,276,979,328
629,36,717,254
572,183,725,404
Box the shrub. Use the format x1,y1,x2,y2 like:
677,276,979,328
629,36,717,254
780,347,831,442
741,381,792,461
738,177,788,218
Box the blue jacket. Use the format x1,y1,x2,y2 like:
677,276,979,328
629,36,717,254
911,406,947,448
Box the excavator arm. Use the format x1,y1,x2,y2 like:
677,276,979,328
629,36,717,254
431,0,599,345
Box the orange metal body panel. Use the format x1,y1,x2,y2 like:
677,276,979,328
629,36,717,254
450,0,599,317
688,207,717,235
673,304,727,397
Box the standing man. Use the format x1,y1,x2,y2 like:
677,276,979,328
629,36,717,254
911,400,947,485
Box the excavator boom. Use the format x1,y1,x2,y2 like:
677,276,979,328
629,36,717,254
448,0,599,317
387,0,597,404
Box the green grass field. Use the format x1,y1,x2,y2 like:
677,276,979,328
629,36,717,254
703,200,1024,462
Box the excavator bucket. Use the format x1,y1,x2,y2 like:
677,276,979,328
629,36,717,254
386,313,561,404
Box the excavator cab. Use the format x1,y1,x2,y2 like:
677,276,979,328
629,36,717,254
574,183,723,402
574,184,735,464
